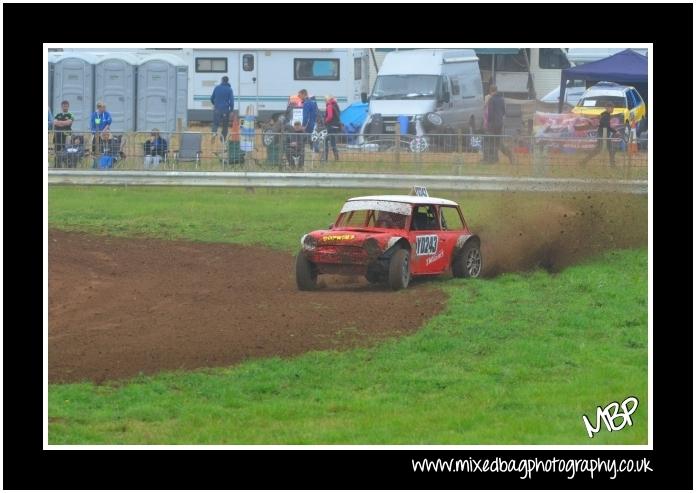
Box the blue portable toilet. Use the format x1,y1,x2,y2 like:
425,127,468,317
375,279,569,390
47,52,62,114
52,52,99,132
95,53,138,132
136,54,188,132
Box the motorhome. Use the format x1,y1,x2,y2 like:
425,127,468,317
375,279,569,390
476,48,572,100
188,49,369,121
51,48,371,123
371,48,573,102
362,49,484,139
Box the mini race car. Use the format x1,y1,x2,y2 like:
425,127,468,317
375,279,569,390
296,188,482,290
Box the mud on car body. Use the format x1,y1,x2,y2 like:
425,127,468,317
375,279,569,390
296,191,482,290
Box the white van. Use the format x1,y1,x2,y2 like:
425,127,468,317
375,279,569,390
361,49,484,142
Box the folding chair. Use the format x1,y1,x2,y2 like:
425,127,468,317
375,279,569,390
173,132,202,169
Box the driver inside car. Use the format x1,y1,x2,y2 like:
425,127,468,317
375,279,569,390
375,211,406,229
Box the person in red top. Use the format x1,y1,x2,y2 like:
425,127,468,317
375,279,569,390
321,94,341,162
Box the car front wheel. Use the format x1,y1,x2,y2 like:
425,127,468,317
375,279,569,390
295,251,318,290
388,248,410,290
453,242,482,278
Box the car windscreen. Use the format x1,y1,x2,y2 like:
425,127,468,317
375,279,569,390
371,75,439,100
335,210,409,229
337,200,412,229
577,95,626,108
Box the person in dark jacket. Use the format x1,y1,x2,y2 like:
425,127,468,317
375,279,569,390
483,85,505,163
284,120,307,169
298,89,319,152
53,100,74,152
56,135,84,168
210,76,235,142
579,102,619,166
143,129,168,168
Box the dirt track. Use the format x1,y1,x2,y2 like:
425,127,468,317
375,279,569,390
48,230,447,383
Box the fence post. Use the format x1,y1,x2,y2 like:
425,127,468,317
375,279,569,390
532,135,544,177
394,125,400,165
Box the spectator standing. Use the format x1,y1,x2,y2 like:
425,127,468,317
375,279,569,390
48,108,54,130
53,100,74,152
89,101,112,153
485,85,505,163
579,102,618,166
90,101,112,134
143,129,168,168
483,85,515,164
211,76,234,143
298,89,319,152
321,95,341,162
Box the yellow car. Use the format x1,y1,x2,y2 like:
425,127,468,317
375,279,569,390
572,82,646,133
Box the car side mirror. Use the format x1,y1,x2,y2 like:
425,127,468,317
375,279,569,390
328,224,334,230
361,92,368,104
443,92,450,104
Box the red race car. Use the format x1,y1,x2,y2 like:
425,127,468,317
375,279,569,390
296,189,482,290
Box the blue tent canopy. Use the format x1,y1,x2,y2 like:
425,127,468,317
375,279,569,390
559,49,647,112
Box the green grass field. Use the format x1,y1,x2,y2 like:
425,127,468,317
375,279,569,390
48,186,648,444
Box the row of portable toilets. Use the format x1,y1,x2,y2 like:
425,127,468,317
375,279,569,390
48,52,188,133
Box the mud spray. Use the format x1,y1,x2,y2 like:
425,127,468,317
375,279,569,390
474,192,647,277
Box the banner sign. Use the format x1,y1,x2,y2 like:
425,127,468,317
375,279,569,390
533,112,624,150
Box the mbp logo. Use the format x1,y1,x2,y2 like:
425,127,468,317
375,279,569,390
582,396,639,438
415,235,438,256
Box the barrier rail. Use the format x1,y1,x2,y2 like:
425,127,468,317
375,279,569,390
47,170,648,194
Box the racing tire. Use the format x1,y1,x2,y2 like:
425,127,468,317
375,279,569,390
388,248,410,291
295,251,318,290
452,241,483,278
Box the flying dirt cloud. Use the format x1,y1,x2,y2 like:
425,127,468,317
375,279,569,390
475,192,648,277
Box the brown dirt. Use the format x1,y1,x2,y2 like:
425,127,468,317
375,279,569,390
476,192,647,277
48,230,447,384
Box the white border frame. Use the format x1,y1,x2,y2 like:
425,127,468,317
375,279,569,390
44,42,652,451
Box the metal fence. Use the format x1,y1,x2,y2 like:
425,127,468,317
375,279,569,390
47,129,648,179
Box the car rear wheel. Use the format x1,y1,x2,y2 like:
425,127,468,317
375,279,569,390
388,248,410,290
453,242,482,278
295,251,318,290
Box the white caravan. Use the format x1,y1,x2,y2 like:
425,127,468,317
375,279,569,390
188,49,370,121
